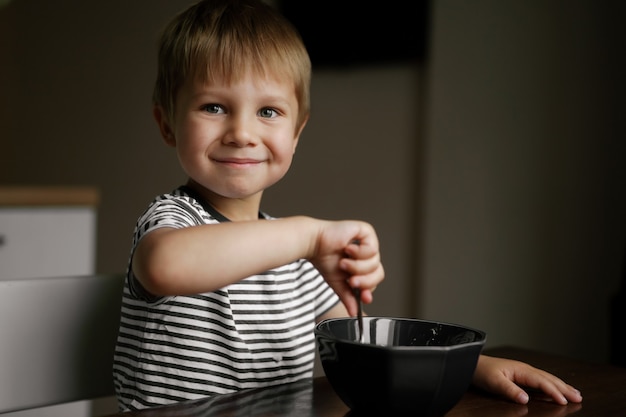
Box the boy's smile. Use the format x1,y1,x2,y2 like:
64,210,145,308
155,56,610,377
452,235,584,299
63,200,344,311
155,71,306,218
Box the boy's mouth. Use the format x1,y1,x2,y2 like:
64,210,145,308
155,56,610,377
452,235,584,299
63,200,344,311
213,157,263,167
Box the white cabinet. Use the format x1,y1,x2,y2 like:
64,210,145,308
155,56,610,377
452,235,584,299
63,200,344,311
0,186,99,280
0,187,111,417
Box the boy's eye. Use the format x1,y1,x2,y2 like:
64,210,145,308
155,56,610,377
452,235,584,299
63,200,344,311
258,108,277,118
202,104,224,114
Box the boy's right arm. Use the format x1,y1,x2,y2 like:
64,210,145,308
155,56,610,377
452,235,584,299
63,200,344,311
132,216,384,315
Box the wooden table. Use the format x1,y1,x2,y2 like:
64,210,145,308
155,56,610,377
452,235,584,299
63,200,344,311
105,346,626,416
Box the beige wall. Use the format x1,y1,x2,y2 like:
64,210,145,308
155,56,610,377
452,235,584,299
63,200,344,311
420,0,626,362
1,0,624,364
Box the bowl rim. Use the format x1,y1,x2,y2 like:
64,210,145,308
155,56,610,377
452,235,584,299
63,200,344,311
314,316,487,350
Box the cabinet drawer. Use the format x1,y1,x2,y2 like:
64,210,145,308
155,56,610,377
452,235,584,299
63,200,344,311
0,208,96,280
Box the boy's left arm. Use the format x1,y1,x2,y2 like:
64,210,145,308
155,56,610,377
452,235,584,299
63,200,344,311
472,355,583,405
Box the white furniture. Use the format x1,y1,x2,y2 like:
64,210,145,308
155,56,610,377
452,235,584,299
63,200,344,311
0,187,117,417
0,186,99,280
0,274,123,416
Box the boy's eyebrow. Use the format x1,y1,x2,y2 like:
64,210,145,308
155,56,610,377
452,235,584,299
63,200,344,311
188,90,292,101
188,86,296,104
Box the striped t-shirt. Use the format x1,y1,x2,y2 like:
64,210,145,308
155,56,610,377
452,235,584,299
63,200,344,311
112,187,340,411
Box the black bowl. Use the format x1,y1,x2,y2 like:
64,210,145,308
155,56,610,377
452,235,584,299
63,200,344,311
315,317,486,416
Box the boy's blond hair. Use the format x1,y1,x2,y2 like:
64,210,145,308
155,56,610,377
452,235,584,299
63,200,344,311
152,0,311,130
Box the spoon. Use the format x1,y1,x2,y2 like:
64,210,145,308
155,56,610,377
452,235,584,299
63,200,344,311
348,239,365,343
354,287,364,343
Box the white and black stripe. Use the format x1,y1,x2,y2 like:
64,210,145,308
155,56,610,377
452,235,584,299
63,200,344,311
112,187,339,411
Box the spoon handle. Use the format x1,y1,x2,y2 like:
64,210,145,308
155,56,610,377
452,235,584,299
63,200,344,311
348,239,364,343
354,287,364,343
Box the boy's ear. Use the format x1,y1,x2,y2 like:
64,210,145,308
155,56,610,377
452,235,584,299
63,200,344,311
292,114,309,153
153,105,176,147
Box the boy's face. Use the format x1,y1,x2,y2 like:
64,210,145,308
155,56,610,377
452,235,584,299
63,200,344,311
156,71,306,204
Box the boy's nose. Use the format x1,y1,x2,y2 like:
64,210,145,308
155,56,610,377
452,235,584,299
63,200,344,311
222,114,257,147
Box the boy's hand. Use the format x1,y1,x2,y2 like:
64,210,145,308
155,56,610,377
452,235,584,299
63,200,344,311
472,355,583,405
309,220,385,316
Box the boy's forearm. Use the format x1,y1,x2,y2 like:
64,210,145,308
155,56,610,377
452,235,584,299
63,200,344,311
133,216,321,296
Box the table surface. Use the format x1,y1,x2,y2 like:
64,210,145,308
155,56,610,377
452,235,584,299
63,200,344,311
105,346,626,417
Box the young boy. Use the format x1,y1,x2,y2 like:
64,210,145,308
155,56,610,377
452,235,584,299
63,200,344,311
112,0,582,411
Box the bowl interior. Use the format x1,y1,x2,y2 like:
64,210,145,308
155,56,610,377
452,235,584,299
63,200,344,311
315,316,486,348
